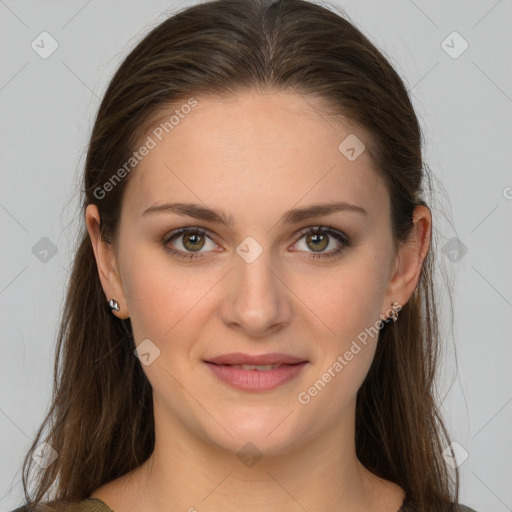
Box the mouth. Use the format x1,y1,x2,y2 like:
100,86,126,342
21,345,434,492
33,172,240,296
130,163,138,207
221,364,289,370
203,353,308,392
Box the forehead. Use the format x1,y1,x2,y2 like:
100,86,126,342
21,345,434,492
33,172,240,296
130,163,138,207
122,89,388,223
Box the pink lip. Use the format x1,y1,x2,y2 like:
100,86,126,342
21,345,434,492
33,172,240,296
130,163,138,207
203,352,308,392
205,352,307,365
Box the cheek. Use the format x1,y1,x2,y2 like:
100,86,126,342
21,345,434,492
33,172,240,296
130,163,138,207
296,254,390,346
120,244,215,345
293,246,391,395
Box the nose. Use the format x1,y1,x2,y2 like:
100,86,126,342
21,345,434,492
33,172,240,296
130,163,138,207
220,245,293,338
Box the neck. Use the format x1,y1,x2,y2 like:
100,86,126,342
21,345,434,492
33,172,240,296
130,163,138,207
101,398,405,512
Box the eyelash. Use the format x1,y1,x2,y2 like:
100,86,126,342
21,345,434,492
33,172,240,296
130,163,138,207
162,226,351,261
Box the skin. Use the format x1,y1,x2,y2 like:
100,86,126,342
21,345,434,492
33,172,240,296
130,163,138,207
86,89,431,512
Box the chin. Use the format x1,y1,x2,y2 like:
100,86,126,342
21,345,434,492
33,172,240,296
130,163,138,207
197,404,315,460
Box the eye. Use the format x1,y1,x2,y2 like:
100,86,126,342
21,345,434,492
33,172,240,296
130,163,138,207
163,227,218,260
163,226,350,261
292,226,350,259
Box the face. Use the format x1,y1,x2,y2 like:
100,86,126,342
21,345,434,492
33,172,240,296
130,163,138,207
90,89,416,458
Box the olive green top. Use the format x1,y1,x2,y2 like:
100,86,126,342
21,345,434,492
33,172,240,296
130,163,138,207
10,496,479,512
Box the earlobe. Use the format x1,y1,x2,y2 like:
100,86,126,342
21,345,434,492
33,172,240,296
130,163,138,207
85,204,130,319
383,205,432,311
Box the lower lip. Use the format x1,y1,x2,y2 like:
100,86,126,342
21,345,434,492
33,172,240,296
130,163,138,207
204,362,308,391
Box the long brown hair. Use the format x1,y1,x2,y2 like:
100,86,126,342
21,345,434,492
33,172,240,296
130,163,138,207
20,1,458,511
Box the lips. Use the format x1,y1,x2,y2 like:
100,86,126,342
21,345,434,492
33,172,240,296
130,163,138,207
204,352,307,366
203,352,308,391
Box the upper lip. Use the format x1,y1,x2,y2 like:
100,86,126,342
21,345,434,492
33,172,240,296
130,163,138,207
204,352,307,365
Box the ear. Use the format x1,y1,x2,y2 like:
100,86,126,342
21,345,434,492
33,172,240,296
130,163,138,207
85,204,130,319
382,205,432,314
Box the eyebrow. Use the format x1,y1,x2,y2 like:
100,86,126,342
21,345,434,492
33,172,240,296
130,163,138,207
141,201,367,226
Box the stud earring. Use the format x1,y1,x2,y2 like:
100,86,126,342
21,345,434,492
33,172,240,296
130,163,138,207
389,301,401,322
108,299,120,313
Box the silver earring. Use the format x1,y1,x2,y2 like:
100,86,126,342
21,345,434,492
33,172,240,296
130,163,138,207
389,301,401,322
108,299,120,313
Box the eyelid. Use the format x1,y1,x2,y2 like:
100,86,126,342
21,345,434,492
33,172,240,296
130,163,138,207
290,226,350,258
163,226,221,251
294,225,350,243
163,226,207,243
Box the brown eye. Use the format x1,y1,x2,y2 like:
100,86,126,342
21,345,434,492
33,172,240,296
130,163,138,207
182,232,206,251
164,227,218,259
293,226,350,260
305,232,329,252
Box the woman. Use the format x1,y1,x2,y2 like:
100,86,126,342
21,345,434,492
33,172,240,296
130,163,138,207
14,1,478,511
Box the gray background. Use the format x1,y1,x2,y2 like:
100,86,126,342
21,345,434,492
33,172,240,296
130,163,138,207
1,1,511,511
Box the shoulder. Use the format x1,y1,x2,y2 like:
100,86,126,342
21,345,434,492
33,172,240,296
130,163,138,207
9,498,114,512
401,498,479,512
